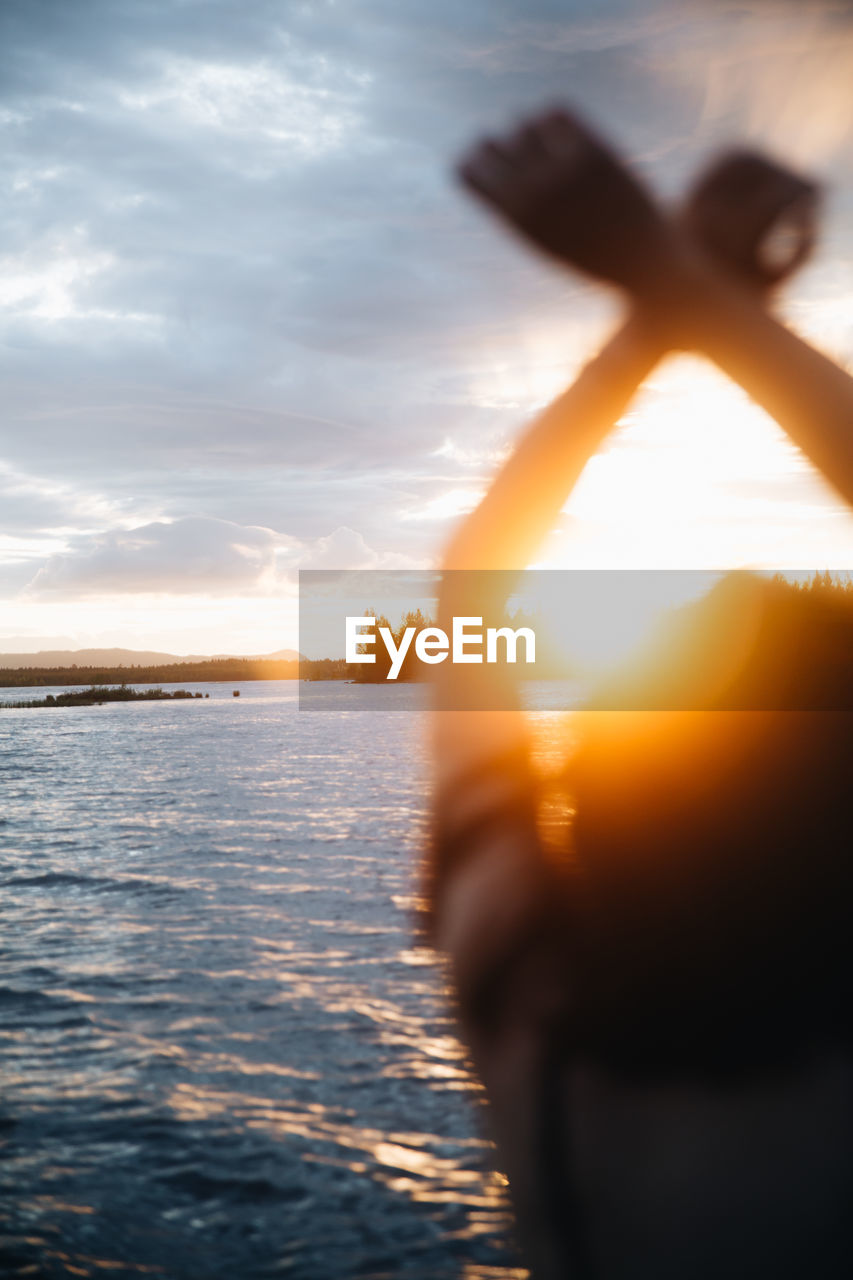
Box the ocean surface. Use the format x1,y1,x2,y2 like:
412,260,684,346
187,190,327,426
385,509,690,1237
0,680,532,1279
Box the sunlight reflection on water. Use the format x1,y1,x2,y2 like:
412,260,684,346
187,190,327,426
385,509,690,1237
0,681,531,1278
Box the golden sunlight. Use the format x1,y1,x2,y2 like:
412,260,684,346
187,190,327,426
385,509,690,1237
540,356,853,572
514,353,853,674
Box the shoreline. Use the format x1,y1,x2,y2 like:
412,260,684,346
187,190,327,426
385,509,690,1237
0,660,299,689
1,685,208,709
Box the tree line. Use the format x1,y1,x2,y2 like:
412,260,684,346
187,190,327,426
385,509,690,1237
1,657,299,688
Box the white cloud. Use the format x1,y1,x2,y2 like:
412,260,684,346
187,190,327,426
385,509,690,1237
119,56,365,159
2,0,853,651
27,516,288,597
296,525,422,570
0,230,163,327
22,516,422,601
404,488,485,522
0,233,115,320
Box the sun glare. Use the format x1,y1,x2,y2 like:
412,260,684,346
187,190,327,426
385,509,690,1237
519,354,853,673
539,355,853,573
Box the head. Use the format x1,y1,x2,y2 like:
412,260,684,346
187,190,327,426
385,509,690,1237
564,573,853,1070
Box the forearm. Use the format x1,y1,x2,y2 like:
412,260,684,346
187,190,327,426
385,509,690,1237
676,263,853,508
442,310,664,576
433,310,663,726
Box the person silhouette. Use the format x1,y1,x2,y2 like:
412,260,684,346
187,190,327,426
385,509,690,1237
427,108,853,1279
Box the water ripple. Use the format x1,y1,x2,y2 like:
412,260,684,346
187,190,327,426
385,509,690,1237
0,681,527,1278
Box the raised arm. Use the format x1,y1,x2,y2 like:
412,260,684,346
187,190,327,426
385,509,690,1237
444,120,820,577
427,113,676,980
663,146,852,505
464,108,849,513
429,118,818,987
428,306,657,977
442,312,659,574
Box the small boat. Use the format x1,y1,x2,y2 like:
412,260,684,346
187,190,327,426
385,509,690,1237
232,690,240,697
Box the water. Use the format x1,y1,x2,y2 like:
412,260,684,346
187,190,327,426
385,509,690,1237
0,681,529,1279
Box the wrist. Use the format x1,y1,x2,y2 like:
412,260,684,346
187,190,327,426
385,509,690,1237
617,304,671,365
629,241,728,352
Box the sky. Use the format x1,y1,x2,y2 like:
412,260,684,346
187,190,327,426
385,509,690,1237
3,0,853,655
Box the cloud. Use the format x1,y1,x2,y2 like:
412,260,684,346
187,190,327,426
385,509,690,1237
297,525,422,570
24,514,421,599
118,55,366,162
27,515,286,597
2,0,853,645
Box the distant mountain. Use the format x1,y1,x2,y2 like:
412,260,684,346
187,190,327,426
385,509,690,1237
0,647,302,669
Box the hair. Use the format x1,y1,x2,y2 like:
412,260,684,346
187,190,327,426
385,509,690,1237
561,573,853,1075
